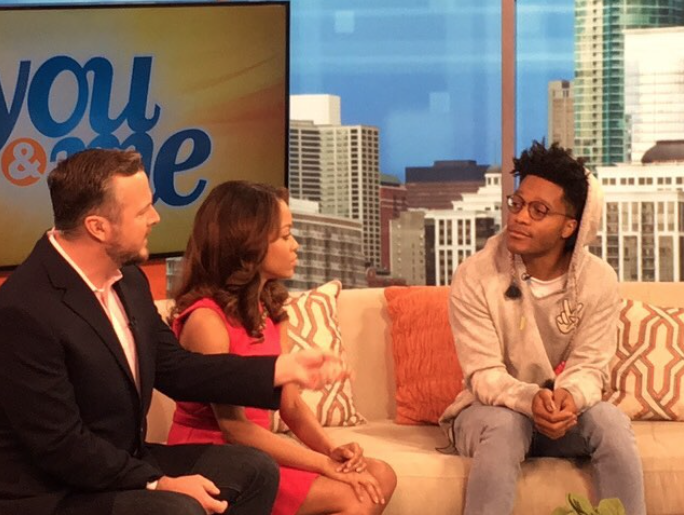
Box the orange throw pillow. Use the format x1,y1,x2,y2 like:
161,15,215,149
385,286,463,425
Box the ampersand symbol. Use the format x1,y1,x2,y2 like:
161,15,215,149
1,138,47,187
9,142,41,180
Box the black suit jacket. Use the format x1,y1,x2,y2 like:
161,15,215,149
0,236,282,515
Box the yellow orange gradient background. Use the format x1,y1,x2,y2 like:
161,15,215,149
0,3,287,267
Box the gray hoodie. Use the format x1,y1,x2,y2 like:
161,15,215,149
439,172,619,435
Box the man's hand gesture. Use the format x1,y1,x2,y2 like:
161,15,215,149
274,349,350,389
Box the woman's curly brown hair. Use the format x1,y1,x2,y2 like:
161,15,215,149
171,181,290,339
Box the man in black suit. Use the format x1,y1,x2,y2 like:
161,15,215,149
0,149,344,515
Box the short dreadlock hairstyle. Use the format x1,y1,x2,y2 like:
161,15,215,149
511,140,588,251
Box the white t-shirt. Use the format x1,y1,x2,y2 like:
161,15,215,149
528,273,567,299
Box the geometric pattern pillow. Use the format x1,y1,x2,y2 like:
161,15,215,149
270,280,365,432
604,299,684,421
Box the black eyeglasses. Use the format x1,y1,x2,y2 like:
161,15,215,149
506,194,574,221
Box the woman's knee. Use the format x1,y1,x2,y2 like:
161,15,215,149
299,475,385,515
366,458,397,499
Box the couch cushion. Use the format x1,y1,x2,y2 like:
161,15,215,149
385,286,463,425
605,299,684,421
323,419,684,515
272,280,364,432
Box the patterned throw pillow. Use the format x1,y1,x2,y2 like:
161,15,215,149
271,280,364,432
604,299,684,421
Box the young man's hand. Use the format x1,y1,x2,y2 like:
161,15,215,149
531,388,577,440
553,387,578,418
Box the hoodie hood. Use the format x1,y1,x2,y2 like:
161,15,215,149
571,169,603,256
562,169,604,295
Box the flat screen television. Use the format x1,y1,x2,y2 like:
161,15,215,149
0,1,289,268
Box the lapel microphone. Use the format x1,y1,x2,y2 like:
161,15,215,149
505,282,522,299
505,272,530,300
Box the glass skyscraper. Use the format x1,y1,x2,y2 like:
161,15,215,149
574,0,684,169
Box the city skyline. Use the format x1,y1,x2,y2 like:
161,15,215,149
290,1,575,182
287,2,684,286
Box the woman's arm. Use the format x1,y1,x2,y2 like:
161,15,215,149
211,403,335,473
277,323,366,472
179,310,337,475
180,311,381,501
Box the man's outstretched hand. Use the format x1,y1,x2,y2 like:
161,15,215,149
274,349,350,389
531,388,577,440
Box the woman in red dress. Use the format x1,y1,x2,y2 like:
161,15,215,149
167,181,396,515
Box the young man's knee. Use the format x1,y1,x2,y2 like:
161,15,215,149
470,406,531,438
582,401,632,432
455,406,532,458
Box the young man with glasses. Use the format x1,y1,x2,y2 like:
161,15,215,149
439,141,645,515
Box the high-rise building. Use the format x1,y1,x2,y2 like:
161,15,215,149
574,0,684,169
425,166,502,286
287,198,366,290
593,141,684,282
289,120,323,203
624,26,684,163
291,94,341,126
404,160,488,210
289,95,381,268
548,80,575,149
390,210,426,285
380,174,408,271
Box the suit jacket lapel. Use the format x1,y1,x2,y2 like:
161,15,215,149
40,236,139,392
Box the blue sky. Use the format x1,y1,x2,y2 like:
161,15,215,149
1,0,576,181
290,0,575,180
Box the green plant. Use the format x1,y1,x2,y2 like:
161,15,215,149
551,493,626,515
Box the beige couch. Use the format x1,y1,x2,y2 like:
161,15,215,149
149,283,684,515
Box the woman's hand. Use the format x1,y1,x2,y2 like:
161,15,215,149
321,458,385,505
329,442,366,472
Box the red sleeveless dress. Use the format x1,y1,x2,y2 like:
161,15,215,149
167,298,318,515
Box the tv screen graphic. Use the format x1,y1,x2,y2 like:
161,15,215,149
0,1,288,268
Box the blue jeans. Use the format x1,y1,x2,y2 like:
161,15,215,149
451,401,645,515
